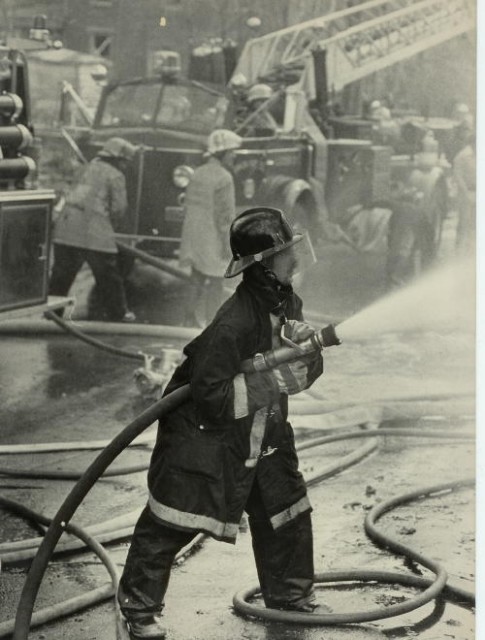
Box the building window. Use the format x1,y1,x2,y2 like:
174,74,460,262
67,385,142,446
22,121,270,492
89,32,113,57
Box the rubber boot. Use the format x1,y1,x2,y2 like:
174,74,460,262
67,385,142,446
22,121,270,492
123,613,167,639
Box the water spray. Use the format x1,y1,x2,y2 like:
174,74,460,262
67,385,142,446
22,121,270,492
335,256,475,341
243,256,475,373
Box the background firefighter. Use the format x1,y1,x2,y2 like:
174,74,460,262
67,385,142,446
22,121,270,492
179,128,241,327
49,136,138,322
118,207,325,639
453,132,476,253
238,83,280,137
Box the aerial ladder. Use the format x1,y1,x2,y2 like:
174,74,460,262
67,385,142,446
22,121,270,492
233,0,475,95
232,0,474,280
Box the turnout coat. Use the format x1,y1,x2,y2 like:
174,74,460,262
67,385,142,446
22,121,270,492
179,157,236,277
147,274,323,543
54,158,127,253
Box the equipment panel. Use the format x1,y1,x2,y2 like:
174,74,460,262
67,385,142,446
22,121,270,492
0,191,55,313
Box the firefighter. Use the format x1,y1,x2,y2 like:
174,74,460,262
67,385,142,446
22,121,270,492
49,137,138,321
241,83,279,136
368,99,392,121
118,207,324,639
453,132,476,252
445,103,474,163
179,128,242,327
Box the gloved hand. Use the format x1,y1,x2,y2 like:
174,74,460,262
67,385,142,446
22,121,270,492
273,360,308,395
283,319,315,344
281,320,323,368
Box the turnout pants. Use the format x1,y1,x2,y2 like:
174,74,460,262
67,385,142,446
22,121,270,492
49,243,128,321
118,479,315,619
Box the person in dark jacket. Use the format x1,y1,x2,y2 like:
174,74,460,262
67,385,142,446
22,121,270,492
49,136,138,321
118,207,324,639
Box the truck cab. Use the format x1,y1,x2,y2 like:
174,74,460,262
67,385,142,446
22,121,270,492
78,73,326,258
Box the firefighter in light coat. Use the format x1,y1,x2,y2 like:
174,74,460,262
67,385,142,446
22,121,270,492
179,129,241,327
118,208,325,639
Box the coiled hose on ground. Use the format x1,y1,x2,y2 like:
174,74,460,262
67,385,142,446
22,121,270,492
233,478,474,625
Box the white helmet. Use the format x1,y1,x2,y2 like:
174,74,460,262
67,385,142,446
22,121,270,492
98,137,139,161
247,83,273,104
207,129,242,155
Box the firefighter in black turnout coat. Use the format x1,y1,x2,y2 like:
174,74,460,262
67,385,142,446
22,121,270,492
118,207,324,639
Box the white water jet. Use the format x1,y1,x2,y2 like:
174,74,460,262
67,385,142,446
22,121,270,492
336,258,476,342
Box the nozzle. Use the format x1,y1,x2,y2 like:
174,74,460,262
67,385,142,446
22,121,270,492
318,324,342,348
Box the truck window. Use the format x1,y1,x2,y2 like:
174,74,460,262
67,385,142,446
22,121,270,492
155,84,227,133
99,83,161,127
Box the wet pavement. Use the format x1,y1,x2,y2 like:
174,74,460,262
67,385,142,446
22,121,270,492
0,217,476,640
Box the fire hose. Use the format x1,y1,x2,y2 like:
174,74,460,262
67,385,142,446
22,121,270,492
233,478,475,625
0,427,473,483
6,326,475,638
43,309,148,362
2,432,474,637
1,427,474,636
0,496,204,638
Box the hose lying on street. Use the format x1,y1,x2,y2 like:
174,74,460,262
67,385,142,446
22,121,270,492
116,241,192,282
0,495,119,639
0,430,155,455
233,477,474,625
5,401,474,639
0,428,473,482
44,310,147,362
0,509,141,556
0,426,376,566
0,495,203,638
0,462,149,480
0,318,199,339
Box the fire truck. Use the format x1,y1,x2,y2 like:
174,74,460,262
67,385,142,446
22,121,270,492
73,0,474,277
0,44,57,316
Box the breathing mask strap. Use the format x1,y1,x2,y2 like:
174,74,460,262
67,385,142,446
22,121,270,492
259,263,293,324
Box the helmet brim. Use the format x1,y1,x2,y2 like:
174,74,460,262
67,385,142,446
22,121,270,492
224,234,303,278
